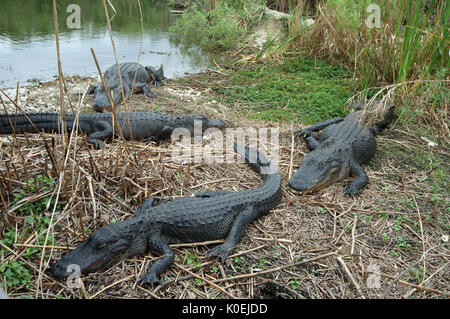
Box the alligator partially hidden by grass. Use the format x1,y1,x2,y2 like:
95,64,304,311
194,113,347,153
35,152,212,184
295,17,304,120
52,143,282,288
289,103,393,195
88,62,164,112
0,111,225,149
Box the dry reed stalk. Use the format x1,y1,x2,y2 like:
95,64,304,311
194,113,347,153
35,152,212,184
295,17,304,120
129,0,144,101
101,0,134,146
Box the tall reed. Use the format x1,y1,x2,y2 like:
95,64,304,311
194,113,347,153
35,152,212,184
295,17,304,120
283,0,448,87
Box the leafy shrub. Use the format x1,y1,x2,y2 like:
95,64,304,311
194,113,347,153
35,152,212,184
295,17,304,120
170,1,248,51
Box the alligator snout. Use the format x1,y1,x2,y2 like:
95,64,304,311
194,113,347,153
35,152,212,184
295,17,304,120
205,119,226,128
52,260,79,278
288,173,315,191
93,96,111,112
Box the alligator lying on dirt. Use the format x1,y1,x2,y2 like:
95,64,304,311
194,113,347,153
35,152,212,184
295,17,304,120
289,104,393,195
88,62,164,112
52,143,282,288
0,111,225,149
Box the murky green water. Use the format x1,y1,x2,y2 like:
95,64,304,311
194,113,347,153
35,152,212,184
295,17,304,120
0,0,217,88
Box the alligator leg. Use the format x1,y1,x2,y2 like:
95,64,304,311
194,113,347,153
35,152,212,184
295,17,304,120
140,237,174,288
207,206,255,263
87,84,97,94
87,120,113,149
194,190,232,198
296,117,344,138
305,136,320,150
344,161,369,195
153,126,173,141
134,197,157,216
134,83,156,99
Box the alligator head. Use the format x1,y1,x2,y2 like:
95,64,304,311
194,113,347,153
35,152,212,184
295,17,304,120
195,115,226,129
93,82,131,112
288,140,351,192
174,115,226,132
145,65,165,86
52,219,145,278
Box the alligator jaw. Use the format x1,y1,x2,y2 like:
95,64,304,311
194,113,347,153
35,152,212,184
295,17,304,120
204,119,226,128
52,225,132,278
288,158,346,193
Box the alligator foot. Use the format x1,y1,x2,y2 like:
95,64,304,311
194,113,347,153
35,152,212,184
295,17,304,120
139,272,163,289
343,187,362,196
88,139,106,149
152,80,162,87
145,92,156,99
207,206,255,263
295,128,312,138
343,162,369,195
139,84,156,99
206,244,234,264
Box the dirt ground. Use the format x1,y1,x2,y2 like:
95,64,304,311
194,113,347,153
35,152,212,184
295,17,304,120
0,72,448,299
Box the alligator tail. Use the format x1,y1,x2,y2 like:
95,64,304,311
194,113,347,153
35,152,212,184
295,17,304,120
233,143,278,177
0,113,72,134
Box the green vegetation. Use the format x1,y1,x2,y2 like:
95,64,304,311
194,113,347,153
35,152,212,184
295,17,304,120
289,278,300,290
0,215,55,289
170,0,264,51
180,249,202,268
11,175,58,215
285,0,448,87
0,259,33,290
216,57,356,123
0,175,58,290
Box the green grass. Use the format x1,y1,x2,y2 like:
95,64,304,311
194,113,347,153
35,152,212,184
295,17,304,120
215,57,357,124
378,140,449,194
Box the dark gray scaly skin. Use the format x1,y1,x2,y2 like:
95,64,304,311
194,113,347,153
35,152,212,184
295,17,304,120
288,106,393,195
52,143,282,288
0,111,225,149
88,62,165,112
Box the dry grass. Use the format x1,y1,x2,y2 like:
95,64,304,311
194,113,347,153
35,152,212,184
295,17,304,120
0,72,449,299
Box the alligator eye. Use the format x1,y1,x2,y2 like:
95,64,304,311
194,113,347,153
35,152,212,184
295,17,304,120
96,243,107,249
319,162,327,168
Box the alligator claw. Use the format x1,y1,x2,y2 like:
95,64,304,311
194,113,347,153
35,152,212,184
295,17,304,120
139,273,162,289
295,128,311,138
206,245,233,264
344,187,362,196
90,140,105,149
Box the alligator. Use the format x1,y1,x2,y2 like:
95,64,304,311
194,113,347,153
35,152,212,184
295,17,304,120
88,62,165,112
52,143,282,288
288,104,393,195
0,111,225,149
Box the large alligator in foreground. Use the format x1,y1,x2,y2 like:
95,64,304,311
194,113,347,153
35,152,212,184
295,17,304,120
0,111,225,149
289,104,393,195
88,62,164,112
52,143,282,288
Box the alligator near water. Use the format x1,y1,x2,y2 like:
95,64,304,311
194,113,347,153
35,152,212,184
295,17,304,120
0,111,225,149
88,62,164,112
52,143,282,288
288,104,393,195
